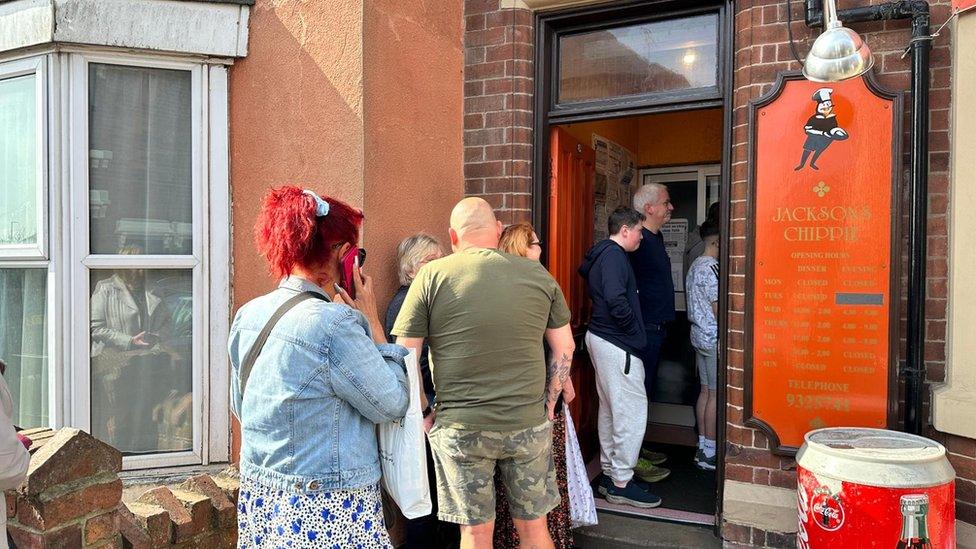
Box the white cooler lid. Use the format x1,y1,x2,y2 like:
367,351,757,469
797,428,955,488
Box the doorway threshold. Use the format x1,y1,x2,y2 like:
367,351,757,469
594,498,715,526
586,456,715,527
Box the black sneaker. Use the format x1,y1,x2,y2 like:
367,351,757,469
697,453,717,471
596,474,614,497
603,481,662,509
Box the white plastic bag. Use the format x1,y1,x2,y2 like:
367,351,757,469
378,350,432,519
564,404,598,528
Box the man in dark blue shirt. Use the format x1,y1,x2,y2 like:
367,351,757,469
629,183,676,400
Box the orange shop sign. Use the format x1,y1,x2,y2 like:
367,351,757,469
744,73,902,454
954,0,976,13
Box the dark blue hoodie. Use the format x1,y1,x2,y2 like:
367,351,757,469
578,239,647,356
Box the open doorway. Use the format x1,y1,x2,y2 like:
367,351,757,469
532,0,733,529
547,109,724,525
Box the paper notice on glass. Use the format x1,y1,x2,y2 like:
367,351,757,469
661,219,688,291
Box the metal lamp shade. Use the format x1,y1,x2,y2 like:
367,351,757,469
803,24,874,82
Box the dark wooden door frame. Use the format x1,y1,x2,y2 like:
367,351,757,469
531,0,735,534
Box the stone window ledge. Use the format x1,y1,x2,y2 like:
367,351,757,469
0,0,249,58
501,0,616,11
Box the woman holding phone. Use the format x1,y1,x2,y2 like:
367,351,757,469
229,186,409,548
495,222,576,549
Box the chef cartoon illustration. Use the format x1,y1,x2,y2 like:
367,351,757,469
794,87,849,171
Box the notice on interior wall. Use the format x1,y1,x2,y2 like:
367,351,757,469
592,133,636,243
661,219,688,292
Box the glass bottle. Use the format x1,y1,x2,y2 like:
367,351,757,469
896,494,933,549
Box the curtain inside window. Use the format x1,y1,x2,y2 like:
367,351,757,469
0,74,38,247
0,268,48,427
88,64,192,256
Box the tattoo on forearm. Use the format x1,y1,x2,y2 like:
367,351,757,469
546,352,572,402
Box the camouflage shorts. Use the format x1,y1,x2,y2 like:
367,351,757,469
426,420,558,525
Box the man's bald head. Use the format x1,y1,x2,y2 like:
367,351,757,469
449,197,502,250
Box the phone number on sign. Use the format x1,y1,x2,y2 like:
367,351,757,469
786,394,850,412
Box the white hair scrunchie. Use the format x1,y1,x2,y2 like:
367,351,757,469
303,189,330,217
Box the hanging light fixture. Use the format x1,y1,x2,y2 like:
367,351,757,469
802,0,874,82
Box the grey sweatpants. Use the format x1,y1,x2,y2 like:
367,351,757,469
585,331,648,484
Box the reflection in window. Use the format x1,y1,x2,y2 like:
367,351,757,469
89,64,192,255
0,268,48,428
558,14,719,104
0,74,38,247
90,268,192,454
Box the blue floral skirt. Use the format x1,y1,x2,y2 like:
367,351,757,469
237,476,392,548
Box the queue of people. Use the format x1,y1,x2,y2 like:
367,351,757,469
229,183,718,548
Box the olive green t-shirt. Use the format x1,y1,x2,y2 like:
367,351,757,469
391,248,571,431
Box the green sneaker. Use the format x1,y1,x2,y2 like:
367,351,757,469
640,448,668,465
634,458,671,483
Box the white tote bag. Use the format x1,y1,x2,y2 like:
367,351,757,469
563,404,598,528
378,350,432,519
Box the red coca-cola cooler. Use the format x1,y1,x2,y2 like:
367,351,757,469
796,428,956,548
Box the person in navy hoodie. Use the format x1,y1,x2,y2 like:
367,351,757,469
578,206,662,510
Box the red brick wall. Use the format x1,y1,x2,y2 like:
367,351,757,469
462,0,974,544
463,0,534,225
726,0,972,544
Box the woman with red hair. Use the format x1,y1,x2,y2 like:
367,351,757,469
229,186,410,548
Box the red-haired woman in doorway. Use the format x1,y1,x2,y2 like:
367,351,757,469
495,222,576,549
229,186,410,548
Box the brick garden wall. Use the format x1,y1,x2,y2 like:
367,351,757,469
463,0,974,546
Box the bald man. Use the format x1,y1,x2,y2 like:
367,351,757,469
394,198,575,549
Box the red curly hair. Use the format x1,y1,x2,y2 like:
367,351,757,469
254,186,364,280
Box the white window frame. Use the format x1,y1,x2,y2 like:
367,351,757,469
0,56,48,260
640,163,721,225
0,49,233,470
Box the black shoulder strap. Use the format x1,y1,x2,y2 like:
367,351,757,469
239,291,327,394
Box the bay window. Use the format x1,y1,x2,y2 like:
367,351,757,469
0,51,230,468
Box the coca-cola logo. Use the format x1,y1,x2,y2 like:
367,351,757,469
810,489,845,532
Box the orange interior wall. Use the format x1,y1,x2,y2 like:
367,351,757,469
560,108,723,168
637,108,723,166
563,118,640,155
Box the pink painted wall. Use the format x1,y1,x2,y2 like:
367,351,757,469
229,0,463,311
228,0,464,458
229,0,366,309
364,1,465,306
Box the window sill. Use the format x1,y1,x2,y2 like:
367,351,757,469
120,462,231,491
933,383,976,440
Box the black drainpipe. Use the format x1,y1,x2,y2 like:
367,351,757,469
804,0,931,436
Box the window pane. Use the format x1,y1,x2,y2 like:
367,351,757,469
90,269,192,454
0,74,38,247
558,14,719,104
89,64,192,255
0,268,48,427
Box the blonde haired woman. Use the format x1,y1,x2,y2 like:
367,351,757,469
498,222,543,261
496,222,575,549
385,233,443,407
383,233,452,548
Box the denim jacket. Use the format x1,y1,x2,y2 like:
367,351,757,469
229,276,409,493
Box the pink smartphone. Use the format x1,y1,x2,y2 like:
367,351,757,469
340,247,366,299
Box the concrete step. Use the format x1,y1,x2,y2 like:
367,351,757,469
574,512,725,548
